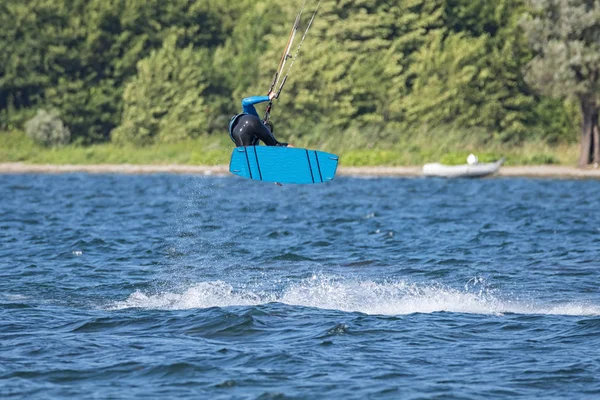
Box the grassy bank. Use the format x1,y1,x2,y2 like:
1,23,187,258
0,130,579,166
0,130,232,165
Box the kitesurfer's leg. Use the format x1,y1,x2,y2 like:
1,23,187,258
246,115,282,146
232,114,283,146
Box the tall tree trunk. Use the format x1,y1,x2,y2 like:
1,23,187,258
594,120,600,166
593,106,600,165
593,70,600,166
578,96,595,168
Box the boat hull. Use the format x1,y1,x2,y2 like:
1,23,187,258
423,159,504,178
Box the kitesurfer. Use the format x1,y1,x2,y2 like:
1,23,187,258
228,92,293,147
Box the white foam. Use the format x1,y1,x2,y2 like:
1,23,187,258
109,275,600,316
534,303,600,316
0,293,30,301
110,281,275,310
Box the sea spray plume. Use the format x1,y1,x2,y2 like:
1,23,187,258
157,177,236,289
280,275,506,315
110,281,275,310
110,274,600,316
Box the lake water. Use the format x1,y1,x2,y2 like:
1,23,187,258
1,173,600,399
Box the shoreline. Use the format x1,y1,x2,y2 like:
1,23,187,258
1,162,600,179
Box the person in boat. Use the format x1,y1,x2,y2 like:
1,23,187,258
228,92,293,147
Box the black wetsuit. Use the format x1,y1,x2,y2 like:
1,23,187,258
230,114,284,146
228,95,287,147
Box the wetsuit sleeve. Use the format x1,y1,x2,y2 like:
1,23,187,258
241,96,270,118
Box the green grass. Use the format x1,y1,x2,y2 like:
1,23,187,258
0,130,232,165
288,125,579,166
0,130,580,166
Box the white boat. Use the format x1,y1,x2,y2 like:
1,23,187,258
423,155,505,178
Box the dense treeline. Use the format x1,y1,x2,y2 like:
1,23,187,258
0,0,598,164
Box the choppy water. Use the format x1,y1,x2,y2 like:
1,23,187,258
1,173,600,399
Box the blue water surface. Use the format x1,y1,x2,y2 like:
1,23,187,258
1,173,600,399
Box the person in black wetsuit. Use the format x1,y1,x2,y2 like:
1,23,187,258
228,92,293,147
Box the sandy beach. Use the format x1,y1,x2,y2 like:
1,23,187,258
1,162,600,178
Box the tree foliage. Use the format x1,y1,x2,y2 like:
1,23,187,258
0,0,231,143
112,35,211,145
0,0,593,153
521,0,600,165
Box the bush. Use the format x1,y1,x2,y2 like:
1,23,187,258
24,109,71,147
526,153,558,165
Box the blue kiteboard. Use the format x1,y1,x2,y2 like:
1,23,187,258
229,146,339,184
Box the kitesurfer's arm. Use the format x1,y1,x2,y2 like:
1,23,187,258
241,95,270,118
241,93,294,147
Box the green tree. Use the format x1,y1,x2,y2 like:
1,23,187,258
403,0,539,143
0,0,589,154
111,35,211,145
0,0,60,128
210,0,282,133
0,0,233,142
250,0,446,141
521,0,600,166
